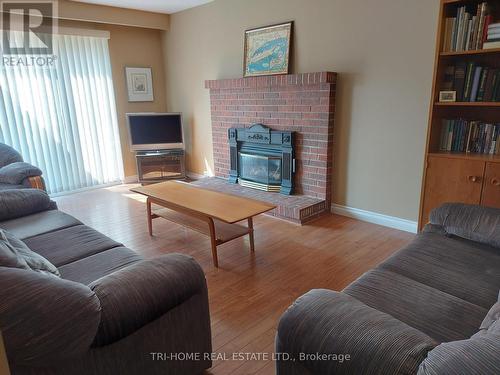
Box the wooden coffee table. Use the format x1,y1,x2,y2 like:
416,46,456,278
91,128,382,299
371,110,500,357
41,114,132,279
131,181,276,267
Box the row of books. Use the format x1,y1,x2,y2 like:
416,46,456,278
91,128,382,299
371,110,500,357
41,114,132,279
440,119,500,155
442,63,500,102
485,22,500,49
443,2,492,52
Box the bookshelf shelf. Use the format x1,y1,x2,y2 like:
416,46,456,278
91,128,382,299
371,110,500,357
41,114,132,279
429,151,500,161
440,47,500,55
419,0,500,230
434,101,500,106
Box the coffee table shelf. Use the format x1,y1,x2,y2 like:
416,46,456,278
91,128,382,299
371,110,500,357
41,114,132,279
153,207,251,244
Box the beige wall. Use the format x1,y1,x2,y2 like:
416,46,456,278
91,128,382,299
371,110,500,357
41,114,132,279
105,25,167,178
164,0,439,221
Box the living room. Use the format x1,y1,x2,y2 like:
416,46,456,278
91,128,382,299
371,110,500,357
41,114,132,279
0,0,499,374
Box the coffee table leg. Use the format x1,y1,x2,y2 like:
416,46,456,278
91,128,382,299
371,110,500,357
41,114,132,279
207,218,219,268
147,198,153,236
248,217,255,252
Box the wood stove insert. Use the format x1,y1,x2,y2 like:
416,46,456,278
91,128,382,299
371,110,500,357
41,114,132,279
228,124,295,195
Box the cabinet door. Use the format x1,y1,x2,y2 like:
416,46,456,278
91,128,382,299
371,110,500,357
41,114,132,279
421,157,484,225
481,162,500,209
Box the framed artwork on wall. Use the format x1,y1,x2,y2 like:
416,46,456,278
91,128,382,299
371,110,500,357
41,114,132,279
125,67,154,102
243,21,293,77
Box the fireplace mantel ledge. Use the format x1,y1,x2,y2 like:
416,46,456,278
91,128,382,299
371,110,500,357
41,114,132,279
205,72,337,90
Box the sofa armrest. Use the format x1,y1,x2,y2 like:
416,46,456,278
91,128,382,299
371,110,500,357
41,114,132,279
429,203,500,248
0,162,42,185
0,189,56,222
276,289,437,375
0,268,101,366
22,175,46,191
89,253,208,346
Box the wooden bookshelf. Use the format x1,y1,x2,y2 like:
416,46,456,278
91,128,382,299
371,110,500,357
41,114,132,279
418,0,500,230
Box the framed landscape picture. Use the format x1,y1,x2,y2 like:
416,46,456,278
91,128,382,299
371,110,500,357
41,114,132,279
243,21,293,77
125,67,154,102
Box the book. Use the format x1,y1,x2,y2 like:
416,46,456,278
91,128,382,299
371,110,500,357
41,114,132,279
470,66,483,101
483,40,500,49
482,14,493,45
495,71,500,101
454,62,467,101
463,62,477,101
442,65,455,91
475,2,488,49
484,69,497,101
440,119,500,155
444,17,454,52
476,67,489,101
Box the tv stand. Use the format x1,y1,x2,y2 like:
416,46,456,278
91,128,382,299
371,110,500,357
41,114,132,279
136,149,186,183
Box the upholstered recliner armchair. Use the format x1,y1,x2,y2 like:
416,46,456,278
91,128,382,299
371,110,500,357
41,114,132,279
0,143,45,191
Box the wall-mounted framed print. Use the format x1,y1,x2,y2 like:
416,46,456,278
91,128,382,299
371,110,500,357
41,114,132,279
243,21,293,77
125,67,154,102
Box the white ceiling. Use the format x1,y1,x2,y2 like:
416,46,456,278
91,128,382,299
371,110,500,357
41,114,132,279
72,0,214,14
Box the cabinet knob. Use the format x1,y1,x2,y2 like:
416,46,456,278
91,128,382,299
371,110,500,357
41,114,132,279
467,175,480,183
492,178,500,187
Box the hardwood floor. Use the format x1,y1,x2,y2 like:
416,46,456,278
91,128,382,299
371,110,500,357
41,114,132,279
54,183,415,375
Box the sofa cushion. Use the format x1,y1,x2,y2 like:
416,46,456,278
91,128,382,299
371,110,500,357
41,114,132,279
343,269,488,343
0,209,81,240
379,232,500,309
0,229,59,276
429,203,500,248
23,225,122,267
58,247,142,285
0,162,42,185
0,189,56,222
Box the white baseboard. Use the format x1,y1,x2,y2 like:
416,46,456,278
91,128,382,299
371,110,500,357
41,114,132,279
123,175,138,184
331,204,417,233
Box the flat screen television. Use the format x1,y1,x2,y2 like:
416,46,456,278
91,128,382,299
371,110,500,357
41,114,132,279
126,113,184,151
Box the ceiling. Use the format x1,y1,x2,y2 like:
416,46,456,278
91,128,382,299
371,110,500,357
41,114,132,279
71,0,214,14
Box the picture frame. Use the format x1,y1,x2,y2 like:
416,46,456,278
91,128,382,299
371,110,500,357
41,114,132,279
125,67,154,102
243,21,293,77
439,90,456,102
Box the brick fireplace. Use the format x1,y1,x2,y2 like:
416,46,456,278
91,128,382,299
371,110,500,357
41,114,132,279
203,72,337,224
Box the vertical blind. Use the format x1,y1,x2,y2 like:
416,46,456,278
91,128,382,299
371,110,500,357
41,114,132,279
0,32,123,194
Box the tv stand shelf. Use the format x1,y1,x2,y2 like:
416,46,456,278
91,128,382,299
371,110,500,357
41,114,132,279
136,149,186,183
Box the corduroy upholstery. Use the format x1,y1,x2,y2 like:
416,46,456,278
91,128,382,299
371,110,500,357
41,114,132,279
277,203,500,374
0,192,212,375
0,143,44,191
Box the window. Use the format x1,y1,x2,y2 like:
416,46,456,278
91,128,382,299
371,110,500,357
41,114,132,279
0,32,123,194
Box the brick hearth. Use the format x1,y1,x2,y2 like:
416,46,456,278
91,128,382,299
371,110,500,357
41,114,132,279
205,72,337,223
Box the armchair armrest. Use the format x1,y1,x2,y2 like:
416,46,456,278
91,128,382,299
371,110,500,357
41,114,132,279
23,175,46,191
0,189,56,222
429,203,500,248
89,253,208,346
276,289,437,375
0,268,101,366
0,162,42,185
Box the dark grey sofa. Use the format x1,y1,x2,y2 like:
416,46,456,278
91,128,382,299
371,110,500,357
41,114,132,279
0,143,45,191
0,189,212,375
276,203,500,374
